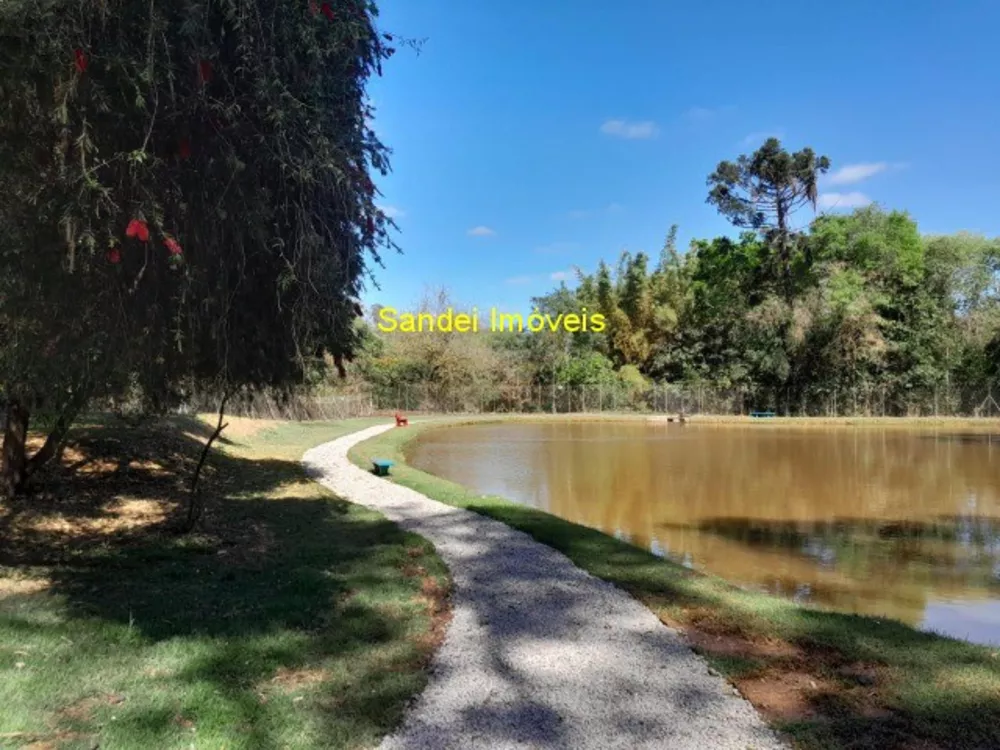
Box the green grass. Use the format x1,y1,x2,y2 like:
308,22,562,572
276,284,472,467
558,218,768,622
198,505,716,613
0,416,450,750
349,417,1000,750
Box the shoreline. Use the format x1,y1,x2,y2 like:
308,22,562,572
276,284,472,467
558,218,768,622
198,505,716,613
308,424,786,750
349,416,1000,750
373,410,1000,430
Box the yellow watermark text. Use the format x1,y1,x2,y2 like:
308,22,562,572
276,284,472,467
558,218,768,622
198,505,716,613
376,306,606,334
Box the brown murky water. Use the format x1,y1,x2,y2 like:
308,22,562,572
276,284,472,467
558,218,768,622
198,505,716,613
407,421,1000,646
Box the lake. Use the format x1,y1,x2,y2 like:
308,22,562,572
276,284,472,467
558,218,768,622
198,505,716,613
407,420,1000,647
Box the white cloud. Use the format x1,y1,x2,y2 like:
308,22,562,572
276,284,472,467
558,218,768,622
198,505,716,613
567,209,589,220
817,192,872,210
606,202,624,213
600,119,658,139
467,225,496,237
742,130,784,146
505,275,536,285
550,270,574,282
826,162,888,186
377,204,405,219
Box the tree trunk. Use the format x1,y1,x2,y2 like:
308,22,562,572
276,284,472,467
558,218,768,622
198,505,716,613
180,392,230,534
774,197,793,300
1,400,30,499
27,389,90,475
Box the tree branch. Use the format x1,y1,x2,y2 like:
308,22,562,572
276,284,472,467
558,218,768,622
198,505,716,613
181,390,230,534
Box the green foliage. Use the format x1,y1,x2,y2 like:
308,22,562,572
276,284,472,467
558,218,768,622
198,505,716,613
556,351,616,387
516,205,999,415
0,0,397,414
354,199,998,417
707,137,830,232
617,364,647,390
707,138,831,291
335,129,999,418
811,206,925,286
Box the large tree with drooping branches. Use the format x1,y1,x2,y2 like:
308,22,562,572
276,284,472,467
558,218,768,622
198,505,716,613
0,0,401,496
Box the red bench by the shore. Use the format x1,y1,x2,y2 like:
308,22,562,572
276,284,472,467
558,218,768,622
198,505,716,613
394,412,409,427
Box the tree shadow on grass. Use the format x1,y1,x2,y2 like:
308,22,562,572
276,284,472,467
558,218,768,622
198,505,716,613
0,416,446,749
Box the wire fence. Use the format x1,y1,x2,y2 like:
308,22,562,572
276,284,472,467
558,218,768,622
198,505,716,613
179,391,378,421
194,382,1000,421
368,382,1000,418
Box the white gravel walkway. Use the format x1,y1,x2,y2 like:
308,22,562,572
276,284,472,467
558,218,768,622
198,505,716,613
303,424,786,750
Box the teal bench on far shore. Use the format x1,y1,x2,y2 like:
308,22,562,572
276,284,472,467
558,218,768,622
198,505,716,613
372,459,394,477
750,411,777,418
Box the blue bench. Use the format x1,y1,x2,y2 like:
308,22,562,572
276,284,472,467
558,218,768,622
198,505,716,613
750,411,776,418
372,459,394,477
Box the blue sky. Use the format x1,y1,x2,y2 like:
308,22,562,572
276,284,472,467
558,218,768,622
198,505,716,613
365,0,1000,314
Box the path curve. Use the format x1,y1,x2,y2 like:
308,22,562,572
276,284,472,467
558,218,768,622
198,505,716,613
303,424,786,750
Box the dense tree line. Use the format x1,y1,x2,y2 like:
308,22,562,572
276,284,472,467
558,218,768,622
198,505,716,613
357,140,1000,415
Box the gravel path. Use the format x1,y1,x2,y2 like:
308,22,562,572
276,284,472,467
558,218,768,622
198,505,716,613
303,424,786,750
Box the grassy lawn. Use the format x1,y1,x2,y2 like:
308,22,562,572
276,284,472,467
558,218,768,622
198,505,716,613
0,416,450,750
350,418,1000,750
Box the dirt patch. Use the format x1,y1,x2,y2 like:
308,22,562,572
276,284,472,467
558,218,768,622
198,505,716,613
420,576,448,606
736,671,837,721
126,458,173,477
685,629,803,662
401,562,427,578
59,693,126,723
27,498,172,540
270,667,330,692
410,574,452,660
173,714,195,730
185,416,278,444
20,732,92,750
656,607,900,730
0,577,51,597
672,605,758,639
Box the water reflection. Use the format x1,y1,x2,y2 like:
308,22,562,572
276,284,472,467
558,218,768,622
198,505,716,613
407,421,1000,646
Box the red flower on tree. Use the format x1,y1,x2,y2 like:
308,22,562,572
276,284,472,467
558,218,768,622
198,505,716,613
321,2,334,20
74,49,88,73
198,60,213,84
366,216,375,235
107,247,121,264
178,137,192,160
125,219,150,242
164,237,183,256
